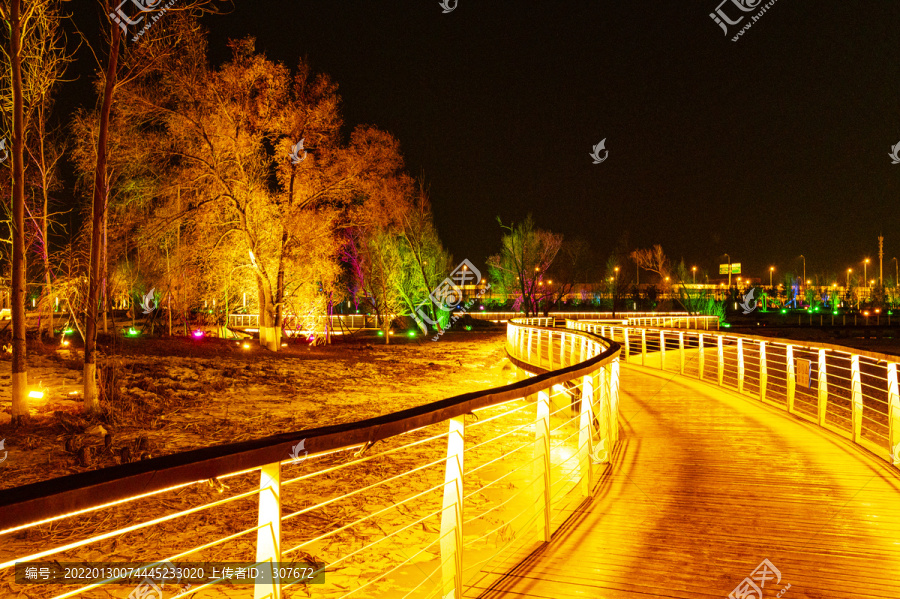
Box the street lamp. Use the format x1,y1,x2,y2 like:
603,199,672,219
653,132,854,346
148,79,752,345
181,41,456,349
692,266,697,284
769,266,774,288
847,268,852,289
864,258,869,286
724,253,732,288
799,255,806,292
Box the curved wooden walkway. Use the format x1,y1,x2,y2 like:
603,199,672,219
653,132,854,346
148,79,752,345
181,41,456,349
470,363,900,599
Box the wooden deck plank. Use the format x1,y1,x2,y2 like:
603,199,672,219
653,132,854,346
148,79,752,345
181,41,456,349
466,365,900,599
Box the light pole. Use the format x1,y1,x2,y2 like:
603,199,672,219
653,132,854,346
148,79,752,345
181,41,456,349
769,266,774,288
847,268,852,291
864,258,869,288
894,257,899,297
692,266,696,284
724,253,732,288
799,255,805,294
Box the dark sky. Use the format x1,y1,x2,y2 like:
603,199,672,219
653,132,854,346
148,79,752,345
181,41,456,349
70,1,900,283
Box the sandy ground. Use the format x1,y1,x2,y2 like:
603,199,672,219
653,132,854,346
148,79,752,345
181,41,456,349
0,328,512,491
1,328,566,599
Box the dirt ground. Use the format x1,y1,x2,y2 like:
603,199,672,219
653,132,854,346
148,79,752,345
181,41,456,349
0,327,512,491
0,326,557,599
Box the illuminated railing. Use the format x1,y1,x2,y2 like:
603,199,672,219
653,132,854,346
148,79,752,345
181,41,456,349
465,310,692,322
228,312,696,329
227,313,374,332
568,320,900,466
0,321,620,599
622,315,719,329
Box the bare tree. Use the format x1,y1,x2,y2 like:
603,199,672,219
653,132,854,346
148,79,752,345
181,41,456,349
487,216,562,317
0,0,27,421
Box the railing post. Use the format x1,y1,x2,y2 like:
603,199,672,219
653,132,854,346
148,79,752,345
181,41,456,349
759,341,767,401
539,330,546,368
526,329,533,363
623,329,630,363
559,332,565,366
851,354,863,443
786,345,796,414
888,363,899,465
817,349,828,426
698,334,705,381
255,462,282,599
716,335,724,387
578,375,595,497
641,329,647,366
440,416,465,599
678,331,685,375
659,330,666,371
737,338,745,394
596,366,610,452
533,390,552,543
570,332,576,360
609,357,620,445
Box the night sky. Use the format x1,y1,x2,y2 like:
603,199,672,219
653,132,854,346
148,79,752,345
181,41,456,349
69,1,900,282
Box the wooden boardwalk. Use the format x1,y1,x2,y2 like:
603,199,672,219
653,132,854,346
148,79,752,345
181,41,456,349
469,364,900,598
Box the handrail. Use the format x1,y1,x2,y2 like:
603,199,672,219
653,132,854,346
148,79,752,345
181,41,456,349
568,319,900,469
0,320,620,599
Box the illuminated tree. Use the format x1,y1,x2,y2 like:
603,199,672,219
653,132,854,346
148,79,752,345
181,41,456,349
104,34,411,351
352,228,405,343
395,186,452,332
487,216,562,317
631,245,710,315
0,0,73,419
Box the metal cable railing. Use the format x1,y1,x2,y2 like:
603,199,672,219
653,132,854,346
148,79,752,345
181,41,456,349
0,320,620,599
568,319,900,469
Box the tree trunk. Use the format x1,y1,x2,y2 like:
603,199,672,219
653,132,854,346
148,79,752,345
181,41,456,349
102,206,108,334
9,0,28,423
84,21,121,411
256,277,278,351
274,228,287,351
42,194,52,338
